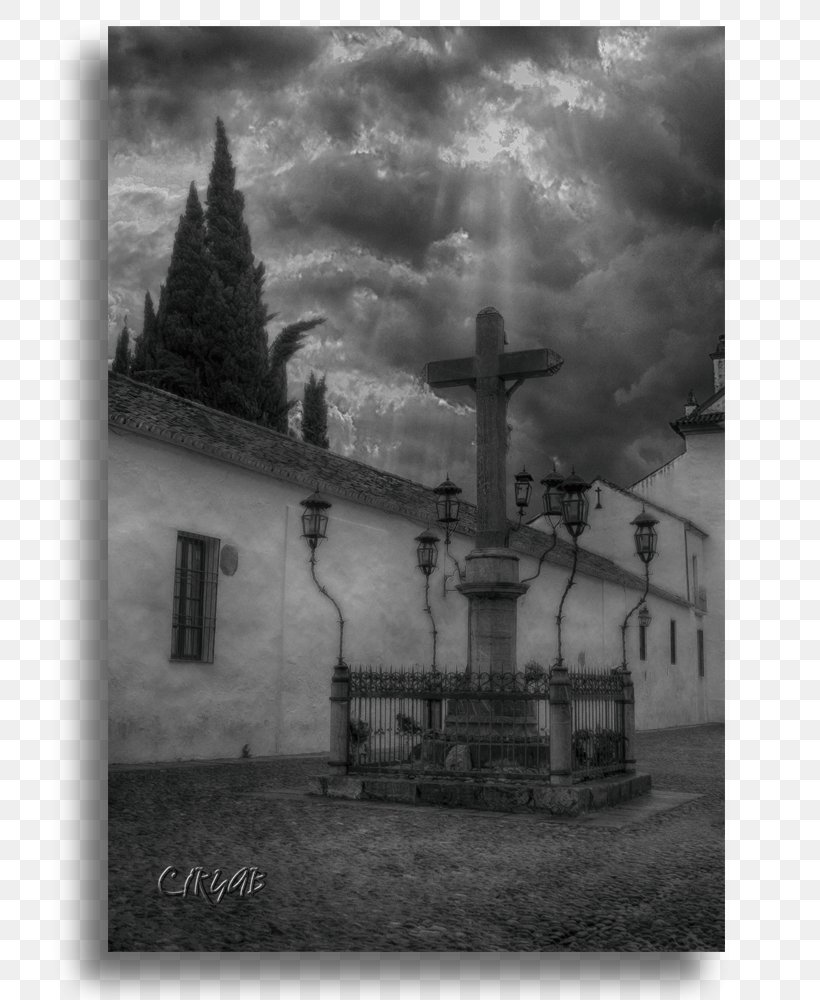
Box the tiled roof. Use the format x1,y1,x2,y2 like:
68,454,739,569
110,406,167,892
108,374,690,607
670,390,724,439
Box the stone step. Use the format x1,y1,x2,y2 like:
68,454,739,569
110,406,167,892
309,771,652,816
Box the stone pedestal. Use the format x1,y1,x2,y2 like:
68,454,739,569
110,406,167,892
457,548,528,673
443,547,538,761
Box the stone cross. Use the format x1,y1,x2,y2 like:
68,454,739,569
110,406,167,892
425,307,563,549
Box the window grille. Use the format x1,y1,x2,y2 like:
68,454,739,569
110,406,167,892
171,532,220,662
639,625,646,661
697,629,705,677
670,619,677,665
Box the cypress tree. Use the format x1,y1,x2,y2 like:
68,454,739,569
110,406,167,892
153,182,211,399
112,319,131,374
203,117,268,419
130,291,157,380
302,371,330,448
141,118,329,426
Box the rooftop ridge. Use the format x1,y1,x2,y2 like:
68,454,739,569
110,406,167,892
109,374,691,607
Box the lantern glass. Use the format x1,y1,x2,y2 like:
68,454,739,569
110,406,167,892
541,469,564,526
514,467,533,511
415,530,440,577
631,508,659,565
433,478,462,538
302,508,328,547
562,493,589,538
635,526,657,563
560,470,590,539
300,489,332,550
436,493,460,527
638,604,652,628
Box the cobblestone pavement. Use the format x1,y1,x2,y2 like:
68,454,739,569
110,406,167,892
108,725,724,952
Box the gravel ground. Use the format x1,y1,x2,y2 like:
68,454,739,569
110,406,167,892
108,725,724,952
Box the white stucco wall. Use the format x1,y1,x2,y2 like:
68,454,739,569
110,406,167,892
559,482,699,600
632,431,724,723
109,426,719,763
514,550,709,730
109,427,475,762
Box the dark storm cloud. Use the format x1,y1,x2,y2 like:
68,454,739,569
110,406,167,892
108,26,329,148
108,26,724,488
109,26,327,89
451,25,601,68
523,98,722,235
267,149,583,290
300,27,602,148
266,149,458,266
503,223,724,485
651,38,725,183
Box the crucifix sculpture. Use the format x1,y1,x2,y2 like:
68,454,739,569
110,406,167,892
424,306,564,677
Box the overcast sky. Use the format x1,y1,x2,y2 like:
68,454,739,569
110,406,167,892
108,26,724,501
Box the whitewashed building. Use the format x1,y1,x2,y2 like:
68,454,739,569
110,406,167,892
108,338,723,763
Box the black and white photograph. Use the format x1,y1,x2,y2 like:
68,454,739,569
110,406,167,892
107,25,724,952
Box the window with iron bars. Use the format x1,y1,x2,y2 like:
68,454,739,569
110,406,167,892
171,532,220,662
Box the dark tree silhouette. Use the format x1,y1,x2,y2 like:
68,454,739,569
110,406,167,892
112,319,131,374
202,117,268,420
302,371,330,449
151,182,212,398
130,291,157,379
263,317,326,433
124,118,329,433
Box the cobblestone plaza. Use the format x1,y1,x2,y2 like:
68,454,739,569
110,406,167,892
108,724,724,952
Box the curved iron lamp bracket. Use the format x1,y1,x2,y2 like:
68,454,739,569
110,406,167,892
521,527,559,585
309,550,346,666
619,563,651,672
555,536,580,668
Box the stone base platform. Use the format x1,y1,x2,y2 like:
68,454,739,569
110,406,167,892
309,771,652,817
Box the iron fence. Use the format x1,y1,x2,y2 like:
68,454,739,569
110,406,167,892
345,664,630,782
348,666,551,778
569,666,628,779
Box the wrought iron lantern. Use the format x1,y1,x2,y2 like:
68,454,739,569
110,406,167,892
415,528,440,577
540,465,564,528
631,506,659,564
637,603,652,629
299,487,346,667
300,488,332,550
560,469,590,539
433,476,462,543
514,466,533,513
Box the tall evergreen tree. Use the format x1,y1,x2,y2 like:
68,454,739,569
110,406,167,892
302,371,330,448
130,291,157,380
153,182,212,398
112,318,131,374
262,317,326,433
203,117,268,419
139,118,328,427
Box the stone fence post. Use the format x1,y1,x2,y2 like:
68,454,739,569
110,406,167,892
620,669,636,774
328,660,350,776
549,663,573,786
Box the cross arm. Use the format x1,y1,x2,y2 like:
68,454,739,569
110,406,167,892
424,356,476,389
498,348,564,382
